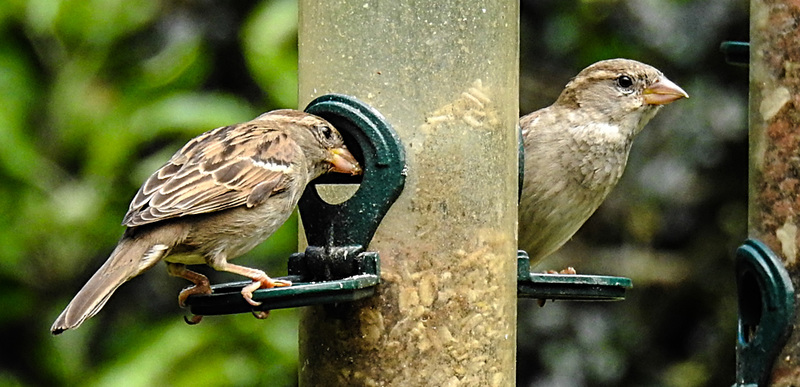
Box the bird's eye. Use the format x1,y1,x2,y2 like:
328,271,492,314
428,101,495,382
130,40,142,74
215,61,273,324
318,125,334,140
616,75,634,89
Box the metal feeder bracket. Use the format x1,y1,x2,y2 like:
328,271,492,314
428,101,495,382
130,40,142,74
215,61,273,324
186,94,406,317
733,238,795,387
720,41,749,67
517,250,632,301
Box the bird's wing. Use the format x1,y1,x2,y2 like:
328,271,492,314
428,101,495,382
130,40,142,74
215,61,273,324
122,123,302,227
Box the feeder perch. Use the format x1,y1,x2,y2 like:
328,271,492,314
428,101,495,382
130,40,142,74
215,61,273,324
517,250,632,301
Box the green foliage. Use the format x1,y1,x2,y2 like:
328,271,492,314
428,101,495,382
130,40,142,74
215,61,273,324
242,0,299,108
0,1,300,385
1,0,749,386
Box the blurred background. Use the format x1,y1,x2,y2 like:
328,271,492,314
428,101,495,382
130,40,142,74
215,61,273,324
0,0,748,386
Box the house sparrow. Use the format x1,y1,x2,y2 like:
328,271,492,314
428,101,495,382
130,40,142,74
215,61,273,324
519,59,688,265
51,109,361,334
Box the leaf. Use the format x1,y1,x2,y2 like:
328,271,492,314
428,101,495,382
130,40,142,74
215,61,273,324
241,0,299,108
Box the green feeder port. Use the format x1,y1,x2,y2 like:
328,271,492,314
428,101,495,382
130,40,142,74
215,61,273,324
184,252,380,316
732,239,795,387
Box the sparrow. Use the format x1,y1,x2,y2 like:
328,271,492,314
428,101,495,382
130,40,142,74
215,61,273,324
519,58,688,265
51,109,361,334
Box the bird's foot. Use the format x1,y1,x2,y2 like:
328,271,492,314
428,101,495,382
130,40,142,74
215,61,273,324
168,263,213,307
544,267,577,275
240,275,292,307
251,310,270,319
184,314,203,325
177,282,213,308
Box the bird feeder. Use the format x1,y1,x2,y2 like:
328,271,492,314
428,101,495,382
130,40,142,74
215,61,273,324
185,2,637,385
730,0,800,385
296,1,520,385
720,40,796,387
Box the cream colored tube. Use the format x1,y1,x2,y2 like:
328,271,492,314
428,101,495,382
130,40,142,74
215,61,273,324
298,1,519,385
748,0,800,384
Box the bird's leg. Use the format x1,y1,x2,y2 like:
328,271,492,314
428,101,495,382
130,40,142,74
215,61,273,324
206,256,291,307
166,262,212,307
167,262,209,325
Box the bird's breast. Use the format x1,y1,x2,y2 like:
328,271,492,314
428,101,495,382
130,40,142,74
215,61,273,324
570,124,632,191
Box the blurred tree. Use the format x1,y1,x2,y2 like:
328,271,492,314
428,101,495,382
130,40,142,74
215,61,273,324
0,0,749,386
0,1,300,385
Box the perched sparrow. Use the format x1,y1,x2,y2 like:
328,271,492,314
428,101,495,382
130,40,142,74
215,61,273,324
51,110,361,334
519,59,688,264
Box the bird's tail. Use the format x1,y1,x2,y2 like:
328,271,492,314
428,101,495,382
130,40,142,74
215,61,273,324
51,238,167,334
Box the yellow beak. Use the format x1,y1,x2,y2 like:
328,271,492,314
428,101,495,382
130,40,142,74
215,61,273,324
643,76,689,105
329,147,362,175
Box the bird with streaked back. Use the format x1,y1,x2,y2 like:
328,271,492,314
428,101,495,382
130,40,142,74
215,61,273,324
51,109,361,334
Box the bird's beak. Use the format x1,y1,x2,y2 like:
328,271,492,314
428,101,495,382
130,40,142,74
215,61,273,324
328,147,362,175
643,76,689,105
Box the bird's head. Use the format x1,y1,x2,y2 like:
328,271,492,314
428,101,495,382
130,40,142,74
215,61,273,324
264,110,362,178
556,58,689,136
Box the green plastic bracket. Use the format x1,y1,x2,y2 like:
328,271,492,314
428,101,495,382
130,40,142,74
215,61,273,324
183,253,380,315
300,93,406,250
517,250,632,301
721,41,749,67
733,238,795,387
186,94,405,316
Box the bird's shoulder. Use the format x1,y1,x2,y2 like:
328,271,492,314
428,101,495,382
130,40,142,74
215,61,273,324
520,105,563,140
122,121,306,228
524,103,631,146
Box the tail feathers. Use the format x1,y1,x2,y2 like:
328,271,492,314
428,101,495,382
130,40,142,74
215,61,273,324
51,239,168,334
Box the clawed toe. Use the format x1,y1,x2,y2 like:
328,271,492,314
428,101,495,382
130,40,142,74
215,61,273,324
178,284,213,307
544,267,577,275
252,310,270,319
537,299,549,307
560,267,577,275
243,292,262,306
240,276,292,306
184,314,203,325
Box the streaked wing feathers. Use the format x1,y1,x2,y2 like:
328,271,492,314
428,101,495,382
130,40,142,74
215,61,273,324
123,124,300,227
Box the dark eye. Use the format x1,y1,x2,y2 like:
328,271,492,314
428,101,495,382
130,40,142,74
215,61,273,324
318,125,334,140
616,75,634,89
